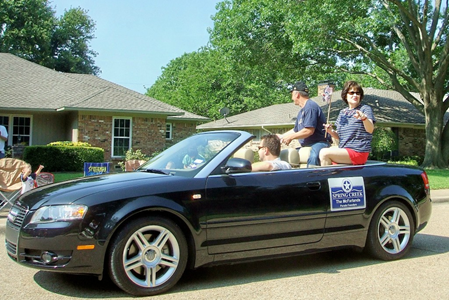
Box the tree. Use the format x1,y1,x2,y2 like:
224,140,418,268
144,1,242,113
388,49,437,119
0,0,99,75
148,49,228,120
209,0,449,168
285,0,449,168
147,47,296,120
209,0,346,94
150,0,448,167
149,0,354,120
0,0,54,63
51,7,99,74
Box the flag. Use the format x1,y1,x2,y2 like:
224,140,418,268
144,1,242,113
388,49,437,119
322,85,333,104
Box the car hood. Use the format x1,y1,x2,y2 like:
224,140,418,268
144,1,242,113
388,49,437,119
18,172,178,209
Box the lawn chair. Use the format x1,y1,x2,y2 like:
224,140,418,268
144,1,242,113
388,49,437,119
0,158,27,210
36,172,55,187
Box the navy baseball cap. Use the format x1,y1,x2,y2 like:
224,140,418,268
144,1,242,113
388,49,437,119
288,81,309,93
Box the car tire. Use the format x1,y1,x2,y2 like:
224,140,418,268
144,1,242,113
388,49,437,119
365,200,415,261
108,216,188,296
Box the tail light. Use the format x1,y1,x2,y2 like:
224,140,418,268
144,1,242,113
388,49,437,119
421,171,430,191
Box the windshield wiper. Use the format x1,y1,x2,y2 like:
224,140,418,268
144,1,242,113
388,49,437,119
142,168,170,175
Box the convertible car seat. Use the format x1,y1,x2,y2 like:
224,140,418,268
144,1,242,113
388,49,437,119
298,147,312,168
280,147,311,168
280,148,300,168
0,158,27,210
233,148,255,163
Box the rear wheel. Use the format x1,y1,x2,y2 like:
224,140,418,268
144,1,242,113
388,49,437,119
108,217,188,296
366,201,415,261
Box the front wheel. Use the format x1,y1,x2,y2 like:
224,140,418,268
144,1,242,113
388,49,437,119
365,201,415,261
108,217,188,296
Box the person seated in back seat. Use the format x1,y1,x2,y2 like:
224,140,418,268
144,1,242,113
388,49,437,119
280,81,330,167
252,135,291,171
320,81,375,166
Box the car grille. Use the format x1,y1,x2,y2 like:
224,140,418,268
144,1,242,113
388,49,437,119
6,203,28,258
7,203,28,230
6,240,17,258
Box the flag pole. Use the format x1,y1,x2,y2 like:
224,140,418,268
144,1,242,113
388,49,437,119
323,84,333,138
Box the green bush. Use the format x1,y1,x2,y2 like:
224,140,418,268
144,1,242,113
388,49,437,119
47,141,92,147
371,127,397,160
23,145,104,172
388,155,423,166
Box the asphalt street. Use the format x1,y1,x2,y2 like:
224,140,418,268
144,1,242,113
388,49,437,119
0,189,448,299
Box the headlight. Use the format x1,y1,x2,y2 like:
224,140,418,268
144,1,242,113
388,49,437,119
30,205,88,224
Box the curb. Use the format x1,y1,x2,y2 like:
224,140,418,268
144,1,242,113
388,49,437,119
431,196,449,203
430,189,449,203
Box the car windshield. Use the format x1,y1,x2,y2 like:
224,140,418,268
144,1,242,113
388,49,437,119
139,132,240,176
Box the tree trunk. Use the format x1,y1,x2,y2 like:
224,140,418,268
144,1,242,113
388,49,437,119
421,103,447,168
442,118,449,165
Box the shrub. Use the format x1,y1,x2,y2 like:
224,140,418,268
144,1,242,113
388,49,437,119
371,127,397,160
47,141,92,147
388,155,423,166
23,145,104,172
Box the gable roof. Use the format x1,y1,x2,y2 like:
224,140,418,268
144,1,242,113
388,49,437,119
197,88,446,130
0,53,208,121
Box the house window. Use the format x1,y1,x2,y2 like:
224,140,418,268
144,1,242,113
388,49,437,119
166,123,172,140
0,115,32,146
112,117,132,157
13,116,31,145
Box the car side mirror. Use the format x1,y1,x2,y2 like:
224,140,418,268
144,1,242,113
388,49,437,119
222,158,252,174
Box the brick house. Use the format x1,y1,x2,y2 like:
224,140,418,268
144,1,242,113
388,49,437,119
198,86,449,158
0,53,208,168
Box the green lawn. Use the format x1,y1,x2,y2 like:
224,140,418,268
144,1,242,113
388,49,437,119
53,168,449,189
426,169,449,190
53,172,84,183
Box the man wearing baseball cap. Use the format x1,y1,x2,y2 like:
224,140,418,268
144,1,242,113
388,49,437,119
280,81,330,167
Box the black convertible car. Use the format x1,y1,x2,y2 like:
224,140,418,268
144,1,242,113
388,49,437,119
5,130,432,296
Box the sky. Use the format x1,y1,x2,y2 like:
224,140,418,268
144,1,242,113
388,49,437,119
51,0,221,94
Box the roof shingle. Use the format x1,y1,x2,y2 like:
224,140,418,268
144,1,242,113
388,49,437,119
197,88,442,130
0,53,208,121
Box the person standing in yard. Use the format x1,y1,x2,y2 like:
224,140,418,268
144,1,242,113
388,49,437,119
0,125,8,158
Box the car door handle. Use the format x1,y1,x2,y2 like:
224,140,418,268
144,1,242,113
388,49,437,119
306,182,321,191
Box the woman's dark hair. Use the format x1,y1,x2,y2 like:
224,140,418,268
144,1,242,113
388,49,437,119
341,81,364,104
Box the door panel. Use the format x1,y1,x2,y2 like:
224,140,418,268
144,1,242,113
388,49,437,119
205,170,329,254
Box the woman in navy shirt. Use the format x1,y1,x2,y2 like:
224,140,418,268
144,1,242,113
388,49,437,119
319,81,375,165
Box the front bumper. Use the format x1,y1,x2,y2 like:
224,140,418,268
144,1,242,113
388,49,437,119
5,203,104,275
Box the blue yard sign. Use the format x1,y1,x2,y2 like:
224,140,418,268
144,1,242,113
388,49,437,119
84,162,110,177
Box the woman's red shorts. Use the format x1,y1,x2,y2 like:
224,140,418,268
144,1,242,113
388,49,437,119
346,148,369,165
